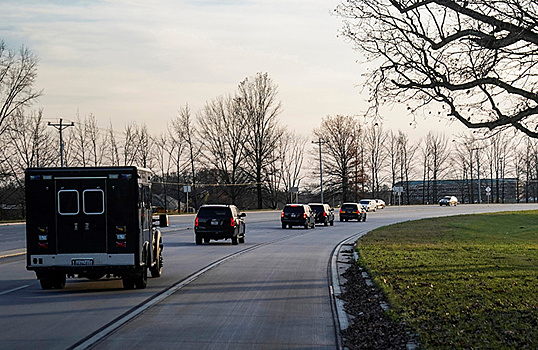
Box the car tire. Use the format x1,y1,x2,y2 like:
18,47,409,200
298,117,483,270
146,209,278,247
231,236,238,245
122,278,135,290
195,235,202,245
304,222,309,229
238,235,245,244
330,220,334,226
134,267,147,289
282,223,286,229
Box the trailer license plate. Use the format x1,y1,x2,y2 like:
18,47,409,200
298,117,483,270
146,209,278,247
71,258,94,266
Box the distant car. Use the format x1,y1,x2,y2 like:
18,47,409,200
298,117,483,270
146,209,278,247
359,199,377,212
439,196,458,206
281,204,316,229
339,203,367,222
308,203,335,226
375,199,386,209
194,204,246,245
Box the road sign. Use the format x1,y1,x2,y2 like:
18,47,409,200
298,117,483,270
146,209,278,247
183,185,191,193
485,186,491,193
393,186,404,194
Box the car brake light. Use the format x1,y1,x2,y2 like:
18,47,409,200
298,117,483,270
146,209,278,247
231,217,236,226
340,209,343,213
281,211,284,217
303,213,307,218
195,217,199,227
323,212,326,217
357,210,360,214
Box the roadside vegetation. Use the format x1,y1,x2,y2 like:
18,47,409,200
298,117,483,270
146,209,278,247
351,211,538,349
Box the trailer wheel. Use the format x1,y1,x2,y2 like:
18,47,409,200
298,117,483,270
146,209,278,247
134,267,147,289
122,278,135,289
39,273,65,290
39,278,55,290
150,249,163,278
54,274,66,289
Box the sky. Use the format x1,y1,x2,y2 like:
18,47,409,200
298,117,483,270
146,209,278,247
1,0,467,141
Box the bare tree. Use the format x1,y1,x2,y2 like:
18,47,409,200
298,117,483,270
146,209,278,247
198,95,249,205
0,41,41,136
425,131,450,201
104,122,120,166
0,109,54,211
451,133,478,203
279,130,306,204
365,123,388,198
313,115,361,203
397,130,416,204
3,109,55,173
336,1,538,137
172,104,202,209
237,72,283,209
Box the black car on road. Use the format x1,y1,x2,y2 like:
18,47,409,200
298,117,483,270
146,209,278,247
281,204,316,229
194,204,246,245
308,203,335,226
339,203,367,222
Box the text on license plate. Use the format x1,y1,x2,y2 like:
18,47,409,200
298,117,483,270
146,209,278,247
71,258,94,266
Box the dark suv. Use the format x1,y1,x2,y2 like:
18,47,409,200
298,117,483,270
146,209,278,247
308,203,335,226
339,203,367,222
194,204,246,245
281,204,316,229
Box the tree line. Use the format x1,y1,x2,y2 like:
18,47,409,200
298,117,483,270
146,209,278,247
2,29,538,219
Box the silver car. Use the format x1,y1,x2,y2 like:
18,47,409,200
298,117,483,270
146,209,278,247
439,196,458,206
359,199,377,212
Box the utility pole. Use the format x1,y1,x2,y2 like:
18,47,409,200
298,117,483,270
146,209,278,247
312,138,327,203
48,119,74,167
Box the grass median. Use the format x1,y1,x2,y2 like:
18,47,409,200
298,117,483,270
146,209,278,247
355,210,538,349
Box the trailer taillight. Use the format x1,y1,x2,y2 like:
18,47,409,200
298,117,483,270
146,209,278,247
38,234,48,249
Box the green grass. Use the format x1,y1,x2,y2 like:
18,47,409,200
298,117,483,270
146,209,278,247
356,211,538,349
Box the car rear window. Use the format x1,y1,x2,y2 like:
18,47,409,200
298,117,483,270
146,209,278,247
341,204,357,210
283,205,305,214
309,205,323,212
359,200,370,205
197,207,231,218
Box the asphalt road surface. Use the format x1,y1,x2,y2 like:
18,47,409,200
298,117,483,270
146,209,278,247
1,203,537,349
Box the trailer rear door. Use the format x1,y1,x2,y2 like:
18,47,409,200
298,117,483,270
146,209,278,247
56,177,107,253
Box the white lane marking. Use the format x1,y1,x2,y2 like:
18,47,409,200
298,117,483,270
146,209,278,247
0,285,30,296
72,231,311,350
0,251,25,259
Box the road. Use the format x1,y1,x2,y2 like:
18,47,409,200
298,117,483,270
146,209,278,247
1,204,537,349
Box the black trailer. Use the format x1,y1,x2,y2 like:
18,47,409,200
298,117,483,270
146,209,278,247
25,166,167,290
